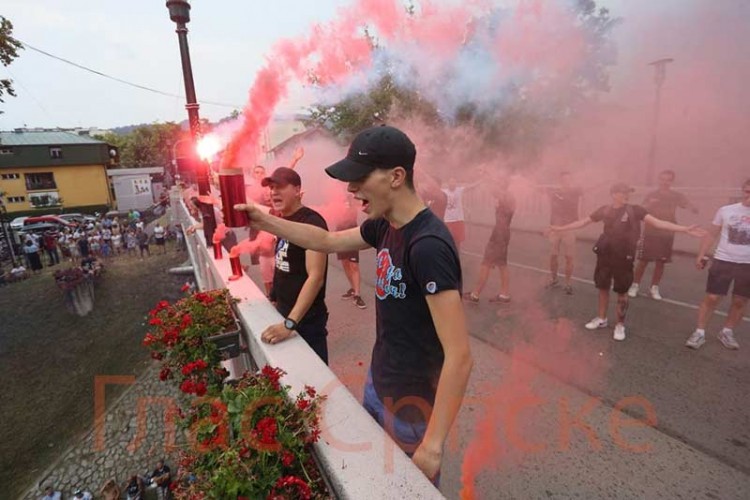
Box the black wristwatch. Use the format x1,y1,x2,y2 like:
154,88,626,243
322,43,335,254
283,318,298,331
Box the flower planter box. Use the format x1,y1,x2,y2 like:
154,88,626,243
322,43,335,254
207,322,242,359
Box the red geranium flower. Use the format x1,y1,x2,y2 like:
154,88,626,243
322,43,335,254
181,283,191,292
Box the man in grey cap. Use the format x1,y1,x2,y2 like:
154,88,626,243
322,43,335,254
236,125,472,483
551,182,705,341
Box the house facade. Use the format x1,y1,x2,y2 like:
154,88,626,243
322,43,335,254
0,130,116,215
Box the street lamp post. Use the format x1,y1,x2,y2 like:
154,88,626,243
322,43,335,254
645,57,673,185
166,0,215,245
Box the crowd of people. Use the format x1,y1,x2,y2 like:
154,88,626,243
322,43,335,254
40,458,172,500
1,211,183,285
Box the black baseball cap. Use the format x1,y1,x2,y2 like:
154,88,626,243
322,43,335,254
610,182,635,194
261,167,301,187
325,125,416,182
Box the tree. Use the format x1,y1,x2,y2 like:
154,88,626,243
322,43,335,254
95,123,184,168
0,16,23,111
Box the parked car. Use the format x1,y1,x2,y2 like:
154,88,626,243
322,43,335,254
10,216,29,231
59,213,97,225
22,215,73,231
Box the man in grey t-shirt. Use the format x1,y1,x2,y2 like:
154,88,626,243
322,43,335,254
546,171,583,294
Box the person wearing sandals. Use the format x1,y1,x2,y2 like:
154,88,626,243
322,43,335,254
463,177,516,304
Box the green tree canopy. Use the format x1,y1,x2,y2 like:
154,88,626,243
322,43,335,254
96,122,184,168
0,16,23,111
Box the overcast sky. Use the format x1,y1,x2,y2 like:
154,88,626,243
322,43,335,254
0,0,679,131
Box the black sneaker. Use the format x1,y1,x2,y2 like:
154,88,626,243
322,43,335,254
463,292,480,303
563,285,574,295
353,296,367,309
341,288,355,300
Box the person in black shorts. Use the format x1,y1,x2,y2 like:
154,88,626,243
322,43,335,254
686,179,750,350
337,195,366,309
551,182,705,341
630,170,698,300
463,177,516,303
235,125,472,483
254,167,330,363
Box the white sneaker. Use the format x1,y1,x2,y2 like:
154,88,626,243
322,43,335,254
650,285,662,301
685,330,706,349
627,283,639,298
613,324,626,341
718,329,740,350
585,317,608,330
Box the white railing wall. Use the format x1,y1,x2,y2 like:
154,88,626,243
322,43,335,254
170,191,443,500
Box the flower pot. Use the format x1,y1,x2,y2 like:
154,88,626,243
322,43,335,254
207,326,242,359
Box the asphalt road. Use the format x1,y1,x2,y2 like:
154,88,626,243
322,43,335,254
312,227,750,499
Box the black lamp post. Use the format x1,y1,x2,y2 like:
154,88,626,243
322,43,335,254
166,0,215,245
645,57,674,185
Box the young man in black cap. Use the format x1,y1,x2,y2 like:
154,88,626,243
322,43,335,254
551,182,704,341
236,125,472,482
258,166,330,364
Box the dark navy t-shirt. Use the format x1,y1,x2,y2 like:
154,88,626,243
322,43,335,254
360,208,462,423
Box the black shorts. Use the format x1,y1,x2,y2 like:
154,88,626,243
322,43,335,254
297,313,329,365
155,237,165,246
638,233,674,262
594,254,634,294
706,259,750,298
336,251,359,263
483,236,510,267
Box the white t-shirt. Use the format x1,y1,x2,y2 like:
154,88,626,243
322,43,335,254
713,203,750,264
442,187,466,223
154,226,165,239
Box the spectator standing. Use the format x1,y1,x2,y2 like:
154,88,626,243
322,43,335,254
686,179,750,350
545,171,583,294
112,231,123,255
551,182,705,341
41,485,62,500
441,175,482,252
153,222,167,254
464,177,516,303
235,126,473,482
125,230,138,258
136,228,150,258
43,231,60,266
259,167,331,363
338,195,366,309
24,239,43,273
77,234,90,259
630,169,699,300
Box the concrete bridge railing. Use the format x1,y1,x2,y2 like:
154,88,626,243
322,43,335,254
170,193,443,500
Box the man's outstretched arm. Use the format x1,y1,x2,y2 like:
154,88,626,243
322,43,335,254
235,202,369,253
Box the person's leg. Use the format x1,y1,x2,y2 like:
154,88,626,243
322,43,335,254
724,295,749,330
549,254,559,282
351,261,362,296
564,256,574,286
616,293,629,324
651,261,666,287
342,260,355,290
498,264,510,297
472,263,492,296
633,259,648,287
598,289,610,319
697,294,722,329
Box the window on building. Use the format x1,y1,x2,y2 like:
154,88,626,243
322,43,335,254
7,196,26,203
28,191,61,208
25,172,56,191
49,147,63,159
0,147,13,155
1,173,20,180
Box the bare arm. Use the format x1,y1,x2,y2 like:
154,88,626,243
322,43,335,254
551,217,595,232
235,202,369,253
286,250,327,323
412,290,473,479
644,214,704,237
287,146,305,170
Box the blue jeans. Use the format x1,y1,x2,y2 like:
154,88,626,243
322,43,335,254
362,370,440,487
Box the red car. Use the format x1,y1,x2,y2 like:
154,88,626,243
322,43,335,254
23,215,73,228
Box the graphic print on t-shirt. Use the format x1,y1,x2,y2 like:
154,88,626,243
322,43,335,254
275,239,290,272
375,248,406,300
727,215,750,245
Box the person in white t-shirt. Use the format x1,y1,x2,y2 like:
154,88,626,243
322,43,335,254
686,179,750,350
441,175,482,252
153,222,166,254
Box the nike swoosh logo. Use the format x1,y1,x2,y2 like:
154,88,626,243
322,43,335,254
358,151,369,156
